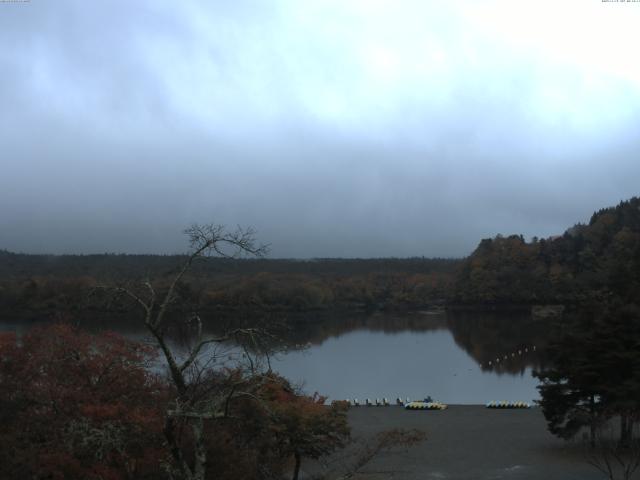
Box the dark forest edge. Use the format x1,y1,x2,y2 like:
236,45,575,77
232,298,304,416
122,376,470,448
1,196,640,320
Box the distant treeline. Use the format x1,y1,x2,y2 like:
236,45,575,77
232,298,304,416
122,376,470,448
0,253,458,278
0,253,458,317
2,196,640,317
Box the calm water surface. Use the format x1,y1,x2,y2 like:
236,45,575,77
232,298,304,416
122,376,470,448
1,310,549,405
273,326,539,404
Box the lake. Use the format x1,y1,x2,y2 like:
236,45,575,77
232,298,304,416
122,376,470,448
0,309,549,405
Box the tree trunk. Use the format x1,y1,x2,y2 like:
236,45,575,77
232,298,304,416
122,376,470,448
292,451,302,480
192,418,207,480
619,413,632,448
164,416,193,480
589,394,596,448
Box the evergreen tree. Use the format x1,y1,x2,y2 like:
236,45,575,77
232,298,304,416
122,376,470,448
535,300,640,446
534,306,605,446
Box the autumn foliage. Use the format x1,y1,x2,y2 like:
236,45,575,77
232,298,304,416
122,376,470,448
256,375,350,479
179,372,350,480
0,324,351,480
0,323,166,479
454,197,640,305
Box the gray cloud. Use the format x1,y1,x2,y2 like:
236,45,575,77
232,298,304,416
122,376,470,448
1,0,639,257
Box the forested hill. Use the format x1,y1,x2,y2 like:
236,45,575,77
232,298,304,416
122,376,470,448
453,196,640,305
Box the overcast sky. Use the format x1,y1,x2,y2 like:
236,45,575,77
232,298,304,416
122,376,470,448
1,0,639,258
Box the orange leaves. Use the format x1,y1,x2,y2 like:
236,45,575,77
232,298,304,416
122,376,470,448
0,331,16,349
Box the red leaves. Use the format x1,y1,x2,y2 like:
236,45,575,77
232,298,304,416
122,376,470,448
0,323,166,480
1,325,351,480
254,374,350,461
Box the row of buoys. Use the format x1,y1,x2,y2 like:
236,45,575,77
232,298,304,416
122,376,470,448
486,401,531,409
482,346,536,368
345,398,531,409
405,401,448,410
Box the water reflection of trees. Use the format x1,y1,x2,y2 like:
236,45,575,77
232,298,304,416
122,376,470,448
446,309,549,375
186,311,546,375
273,310,550,376
13,309,551,375
274,311,449,348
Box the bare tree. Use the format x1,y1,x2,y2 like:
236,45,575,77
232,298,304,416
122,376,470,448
100,224,270,480
584,422,640,480
310,428,426,480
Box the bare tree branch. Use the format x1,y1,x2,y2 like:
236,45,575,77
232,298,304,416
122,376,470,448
95,223,272,480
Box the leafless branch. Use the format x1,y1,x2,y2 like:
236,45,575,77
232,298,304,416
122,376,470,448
94,223,275,480
314,429,426,480
584,425,640,480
